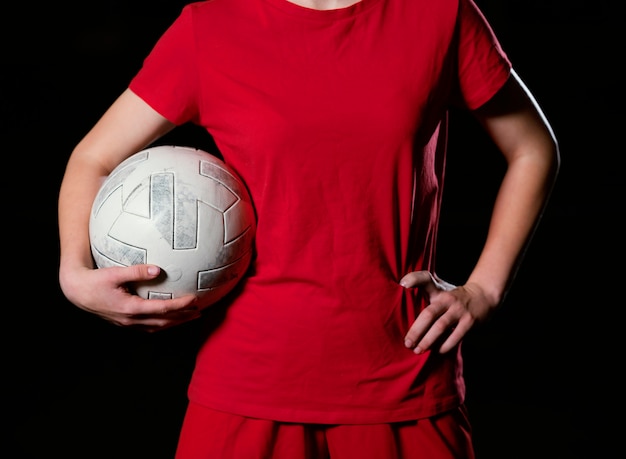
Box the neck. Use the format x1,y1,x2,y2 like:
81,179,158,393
287,0,362,10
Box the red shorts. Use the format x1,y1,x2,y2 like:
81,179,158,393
175,402,475,459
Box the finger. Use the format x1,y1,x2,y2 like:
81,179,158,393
399,271,434,288
99,265,161,291
135,294,199,316
118,264,162,283
126,319,181,333
437,330,463,354
439,321,471,354
115,308,200,332
403,304,447,352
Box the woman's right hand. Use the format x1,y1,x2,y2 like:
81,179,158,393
59,263,201,332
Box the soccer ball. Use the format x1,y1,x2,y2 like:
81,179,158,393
89,145,256,307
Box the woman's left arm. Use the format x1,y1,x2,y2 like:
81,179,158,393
402,69,560,354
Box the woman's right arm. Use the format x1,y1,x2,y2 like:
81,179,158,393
58,89,201,331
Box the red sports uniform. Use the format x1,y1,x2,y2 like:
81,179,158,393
129,0,511,455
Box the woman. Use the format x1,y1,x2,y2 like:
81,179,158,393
58,0,559,457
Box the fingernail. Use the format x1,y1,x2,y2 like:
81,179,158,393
147,266,160,276
404,339,413,348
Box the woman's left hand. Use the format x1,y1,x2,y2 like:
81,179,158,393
400,271,496,354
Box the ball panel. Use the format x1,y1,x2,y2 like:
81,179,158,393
224,204,255,244
91,186,149,267
91,241,147,268
151,173,175,247
198,251,254,290
90,151,149,216
147,292,173,300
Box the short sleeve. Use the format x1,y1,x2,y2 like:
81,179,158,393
129,4,200,125
455,0,512,110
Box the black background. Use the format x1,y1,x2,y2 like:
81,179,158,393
6,1,622,457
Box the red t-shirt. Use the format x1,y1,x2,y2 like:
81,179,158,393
130,0,511,424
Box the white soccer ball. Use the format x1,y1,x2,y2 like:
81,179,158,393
89,145,256,308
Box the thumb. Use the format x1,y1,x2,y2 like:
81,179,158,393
399,270,434,288
112,264,161,283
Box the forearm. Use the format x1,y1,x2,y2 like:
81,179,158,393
467,147,558,306
58,152,107,288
